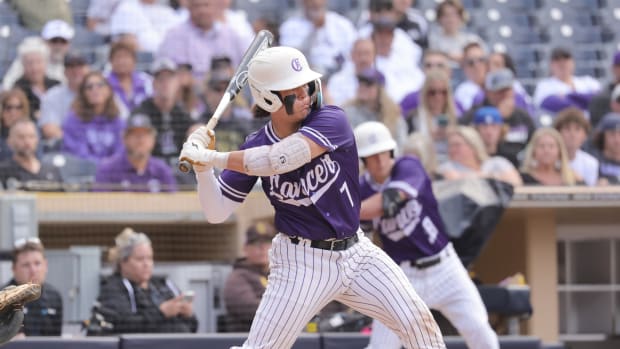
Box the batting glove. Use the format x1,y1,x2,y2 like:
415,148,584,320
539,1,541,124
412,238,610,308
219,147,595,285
180,141,229,170
187,126,216,150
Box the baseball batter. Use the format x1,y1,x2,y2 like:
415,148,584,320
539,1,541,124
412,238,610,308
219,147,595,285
179,46,445,349
354,121,499,349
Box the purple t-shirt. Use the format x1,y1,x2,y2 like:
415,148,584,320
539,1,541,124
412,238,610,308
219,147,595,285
359,156,449,263
62,111,126,162
106,72,152,111
94,152,177,192
218,106,361,240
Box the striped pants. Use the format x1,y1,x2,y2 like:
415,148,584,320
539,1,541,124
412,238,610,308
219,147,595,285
367,243,499,349
231,231,445,349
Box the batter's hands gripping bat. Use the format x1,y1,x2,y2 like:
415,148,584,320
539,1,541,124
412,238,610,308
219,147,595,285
178,30,275,173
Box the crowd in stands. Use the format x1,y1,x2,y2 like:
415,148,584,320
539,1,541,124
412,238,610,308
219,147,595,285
1,0,620,193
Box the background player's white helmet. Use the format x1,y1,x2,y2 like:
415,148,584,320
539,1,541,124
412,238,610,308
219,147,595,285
354,121,397,158
248,46,322,113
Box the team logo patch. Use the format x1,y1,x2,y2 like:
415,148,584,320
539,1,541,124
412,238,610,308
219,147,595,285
291,58,303,71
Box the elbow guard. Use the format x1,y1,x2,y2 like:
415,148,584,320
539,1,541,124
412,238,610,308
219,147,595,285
243,134,312,176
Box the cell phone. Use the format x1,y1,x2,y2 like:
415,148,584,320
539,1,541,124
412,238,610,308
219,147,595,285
183,290,195,302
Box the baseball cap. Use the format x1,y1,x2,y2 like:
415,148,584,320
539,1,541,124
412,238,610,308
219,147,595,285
357,67,385,85
551,47,572,60
245,222,276,245
150,58,177,76
125,114,155,133
473,106,503,125
484,68,514,92
372,15,397,31
597,112,620,132
41,20,75,41
63,51,88,66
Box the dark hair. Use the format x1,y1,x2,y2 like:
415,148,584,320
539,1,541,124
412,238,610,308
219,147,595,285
553,107,591,133
12,240,45,264
492,52,517,75
369,0,393,12
72,71,120,121
463,41,484,57
109,41,136,61
436,0,465,20
0,88,31,127
252,105,271,119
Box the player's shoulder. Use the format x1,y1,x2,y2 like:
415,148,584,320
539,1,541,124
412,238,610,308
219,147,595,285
240,122,271,149
307,105,348,124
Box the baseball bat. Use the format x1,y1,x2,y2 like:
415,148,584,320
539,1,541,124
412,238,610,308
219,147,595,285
178,29,274,173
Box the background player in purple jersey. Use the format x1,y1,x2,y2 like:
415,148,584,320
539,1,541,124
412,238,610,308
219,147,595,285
178,46,445,349
354,121,499,349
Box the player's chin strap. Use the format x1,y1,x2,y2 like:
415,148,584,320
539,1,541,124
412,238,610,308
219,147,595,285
281,80,323,116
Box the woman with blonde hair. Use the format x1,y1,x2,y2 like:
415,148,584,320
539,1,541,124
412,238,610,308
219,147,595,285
0,89,32,161
402,132,438,179
520,127,582,186
408,69,458,164
437,126,522,186
95,228,198,334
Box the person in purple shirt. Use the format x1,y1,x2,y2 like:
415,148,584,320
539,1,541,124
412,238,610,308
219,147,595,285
105,41,152,111
355,121,498,349
62,71,125,162
157,0,248,81
94,113,177,192
179,46,444,349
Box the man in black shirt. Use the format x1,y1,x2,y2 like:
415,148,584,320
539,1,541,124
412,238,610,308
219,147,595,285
0,120,62,191
132,58,195,166
4,237,63,337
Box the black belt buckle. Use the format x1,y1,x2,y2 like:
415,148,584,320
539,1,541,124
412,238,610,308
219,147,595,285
414,256,441,269
289,235,358,251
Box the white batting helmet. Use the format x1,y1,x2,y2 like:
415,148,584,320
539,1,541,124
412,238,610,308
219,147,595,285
248,46,322,113
354,121,397,158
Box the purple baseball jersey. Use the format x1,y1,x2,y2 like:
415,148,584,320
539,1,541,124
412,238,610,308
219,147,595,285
218,105,361,240
359,156,449,263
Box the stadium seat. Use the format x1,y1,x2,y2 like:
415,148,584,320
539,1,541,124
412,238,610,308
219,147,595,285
537,7,599,27
485,26,547,46
545,0,603,10
41,152,97,190
6,24,38,44
67,0,91,14
547,25,605,45
71,26,106,48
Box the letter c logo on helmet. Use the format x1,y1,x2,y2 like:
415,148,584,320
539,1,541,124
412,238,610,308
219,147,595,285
247,46,322,113
354,121,397,158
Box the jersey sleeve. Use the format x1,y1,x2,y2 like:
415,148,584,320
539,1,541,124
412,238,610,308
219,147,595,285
299,106,355,152
387,157,429,198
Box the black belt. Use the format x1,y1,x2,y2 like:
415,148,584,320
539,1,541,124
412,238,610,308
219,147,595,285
407,256,441,270
289,235,359,251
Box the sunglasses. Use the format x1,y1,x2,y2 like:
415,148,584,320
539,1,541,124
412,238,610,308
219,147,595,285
3,103,23,111
14,237,42,249
85,81,106,91
465,57,487,67
49,37,68,44
424,62,447,70
427,89,448,97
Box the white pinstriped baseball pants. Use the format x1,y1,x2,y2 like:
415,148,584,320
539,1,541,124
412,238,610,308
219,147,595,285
231,231,446,349
367,243,499,349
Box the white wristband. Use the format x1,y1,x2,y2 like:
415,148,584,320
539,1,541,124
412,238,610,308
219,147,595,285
212,152,230,169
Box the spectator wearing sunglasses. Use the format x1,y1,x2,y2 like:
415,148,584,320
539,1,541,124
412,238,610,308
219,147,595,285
461,69,536,165
3,237,63,337
62,72,125,162
0,89,31,162
132,58,195,166
400,50,454,118
454,41,488,114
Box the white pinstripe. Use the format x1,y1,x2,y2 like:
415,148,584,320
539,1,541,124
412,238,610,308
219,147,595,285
367,243,499,349
231,231,446,349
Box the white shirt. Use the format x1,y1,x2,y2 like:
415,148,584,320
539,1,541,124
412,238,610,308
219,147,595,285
358,26,424,103
224,9,254,49
533,75,601,109
279,11,357,74
326,62,357,106
110,0,181,53
571,149,599,186
454,79,481,112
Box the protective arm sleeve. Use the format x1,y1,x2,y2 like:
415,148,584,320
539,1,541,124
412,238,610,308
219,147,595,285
195,168,241,223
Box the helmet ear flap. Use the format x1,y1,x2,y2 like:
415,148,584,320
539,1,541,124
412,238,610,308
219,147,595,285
249,82,282,113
